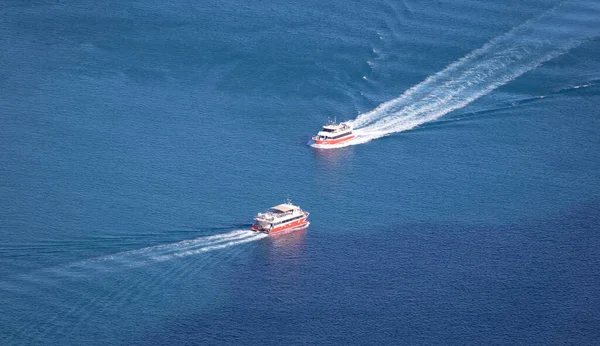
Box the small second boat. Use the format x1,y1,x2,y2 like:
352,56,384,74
251,201,310,235
312,119,355,146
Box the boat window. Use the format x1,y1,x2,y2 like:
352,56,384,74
330,132,352,139
322,128,335,132
273,215,304,225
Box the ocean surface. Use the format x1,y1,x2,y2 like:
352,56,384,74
1,0,600,344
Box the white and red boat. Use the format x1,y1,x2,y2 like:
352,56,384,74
251,201,310,235
312,119,355,146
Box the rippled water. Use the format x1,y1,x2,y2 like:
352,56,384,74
1,0,599,344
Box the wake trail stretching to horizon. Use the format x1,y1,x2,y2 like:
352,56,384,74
316,1,600,148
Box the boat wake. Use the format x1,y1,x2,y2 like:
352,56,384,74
0,230,267,344
47,230,267,276
326,1,600,147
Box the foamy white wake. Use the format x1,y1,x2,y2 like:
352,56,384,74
57,230,267,274
312,1,600,148
0,230,268,344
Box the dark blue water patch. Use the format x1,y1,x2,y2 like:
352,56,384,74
129,203,600,345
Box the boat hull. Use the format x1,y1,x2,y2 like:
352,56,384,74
269,221,310,235
313,134,355,145
252,216,309,235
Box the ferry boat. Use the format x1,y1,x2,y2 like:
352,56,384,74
312,119,355,146
251,201,310,235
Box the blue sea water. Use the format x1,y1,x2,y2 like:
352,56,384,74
1,0,600,344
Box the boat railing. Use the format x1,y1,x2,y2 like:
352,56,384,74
256,209,299,221
321,123,351,132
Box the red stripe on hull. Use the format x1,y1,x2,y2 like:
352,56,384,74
314,135,355,145
270,217,309,234
253,216,309,235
